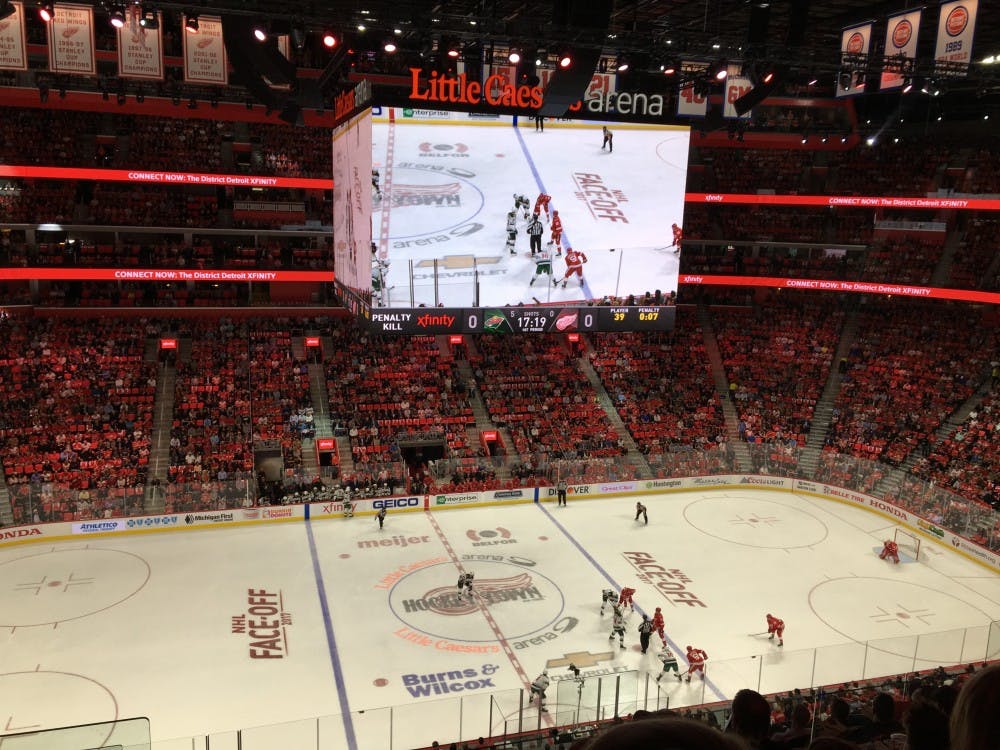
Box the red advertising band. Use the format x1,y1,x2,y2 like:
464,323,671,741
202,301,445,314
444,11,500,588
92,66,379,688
0,268,335,282
0,165,331,190
2,164,998,212
680,275,1000,305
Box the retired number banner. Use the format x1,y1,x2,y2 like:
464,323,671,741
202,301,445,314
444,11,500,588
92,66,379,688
836,23,872,98
47,2,96,75
117,8,163,79
0,1,27,71
880,9,922,90
935,0,978,75
676,62,708,117
182,14,227,84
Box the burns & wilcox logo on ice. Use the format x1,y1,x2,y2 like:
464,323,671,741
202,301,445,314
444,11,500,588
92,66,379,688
231,588,293,659
572,173,630,224
466,527,516,546
401,664,499,698
623,552,706,608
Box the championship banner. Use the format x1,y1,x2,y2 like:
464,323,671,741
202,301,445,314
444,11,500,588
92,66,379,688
836,22,872,98
676,62,708,117
116,7,163,79
935,0,978,76
880,9,922,90
47,3,96,75
0,1,27,71
182,14,227,84
723,75,753,119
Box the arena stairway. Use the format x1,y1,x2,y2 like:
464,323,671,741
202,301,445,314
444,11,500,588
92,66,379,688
575,337,653,480
696,305,751,472
0,479,13,527
145,347,178,513
798,308,862,476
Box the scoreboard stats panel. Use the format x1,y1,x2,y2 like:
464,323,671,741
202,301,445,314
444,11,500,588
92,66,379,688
369,306,675,334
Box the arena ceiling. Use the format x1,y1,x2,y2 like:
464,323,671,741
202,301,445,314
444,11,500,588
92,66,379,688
174,0,998,91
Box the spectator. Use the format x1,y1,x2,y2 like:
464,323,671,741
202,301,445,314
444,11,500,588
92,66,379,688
950,663,1000,750
587,716,743,750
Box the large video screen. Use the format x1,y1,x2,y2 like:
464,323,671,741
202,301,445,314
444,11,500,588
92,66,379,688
331,108,374,313
371,108,689,310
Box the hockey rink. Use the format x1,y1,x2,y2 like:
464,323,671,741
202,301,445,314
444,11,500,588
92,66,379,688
371,111,688,308
1,489,999,749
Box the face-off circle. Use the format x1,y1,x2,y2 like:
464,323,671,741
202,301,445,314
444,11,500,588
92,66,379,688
0,670,118,742
683,496,828,549
0,548,151,627
809,577,1000,659
388,560,564,642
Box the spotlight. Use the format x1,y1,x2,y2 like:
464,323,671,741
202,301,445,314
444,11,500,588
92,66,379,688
821,135,828,143
709,60,728,81
383,41,397,53
139,11,158,29
38,1,53,22
559,52,572,68
135,86,144,103
322,32,337,48
253,25,268,42
508,50,520,64
902,76,913,94
616,56,629,72
447,46,460,58
840,136,848,143
865,136,876,146
800,135,808,144
807,77,818,86
184,14,199,33
0,0,14,21
109,6,125,28
761,71,774,84
715,67,727,81
662,65,676,75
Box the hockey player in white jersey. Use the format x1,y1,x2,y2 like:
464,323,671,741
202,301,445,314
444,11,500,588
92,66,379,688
530,670,550,711
608,607,626,649
505,210,518,255
528,243,553,286
600,588,617,615
513,193,531,220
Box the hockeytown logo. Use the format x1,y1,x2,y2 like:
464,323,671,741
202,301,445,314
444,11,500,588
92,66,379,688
400,572,542,616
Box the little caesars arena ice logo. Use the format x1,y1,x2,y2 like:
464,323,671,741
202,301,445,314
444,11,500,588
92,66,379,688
387,555,571,651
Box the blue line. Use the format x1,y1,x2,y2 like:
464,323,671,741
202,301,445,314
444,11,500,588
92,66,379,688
305,519,357,749
535,502,727,702
512,123,595,300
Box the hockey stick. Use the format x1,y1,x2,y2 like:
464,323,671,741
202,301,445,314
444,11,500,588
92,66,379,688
748,631,770,636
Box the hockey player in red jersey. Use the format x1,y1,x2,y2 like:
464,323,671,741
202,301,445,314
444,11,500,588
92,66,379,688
534,192,552,220
880,539,900,564
618,586,636,612
766,613,785,647
651,606,666,646
554,247,587,288
684,645,708,682
670,222,683,251
548,210,564,256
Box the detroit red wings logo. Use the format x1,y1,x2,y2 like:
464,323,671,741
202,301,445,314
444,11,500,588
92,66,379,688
421,572,534,616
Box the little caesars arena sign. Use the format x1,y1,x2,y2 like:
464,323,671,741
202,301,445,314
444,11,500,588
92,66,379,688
407,68,664,117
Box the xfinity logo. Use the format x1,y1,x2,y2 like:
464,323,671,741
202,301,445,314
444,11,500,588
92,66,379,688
417,314,456,328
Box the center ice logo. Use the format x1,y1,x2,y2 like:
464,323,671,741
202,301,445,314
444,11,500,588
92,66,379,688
387,557,565,644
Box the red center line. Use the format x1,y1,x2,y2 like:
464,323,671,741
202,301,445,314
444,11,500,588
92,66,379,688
424,511,553,729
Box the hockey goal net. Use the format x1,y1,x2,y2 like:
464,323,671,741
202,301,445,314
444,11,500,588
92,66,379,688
893,527,922,562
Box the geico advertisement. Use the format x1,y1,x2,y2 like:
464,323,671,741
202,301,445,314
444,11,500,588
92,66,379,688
310,496,424,516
